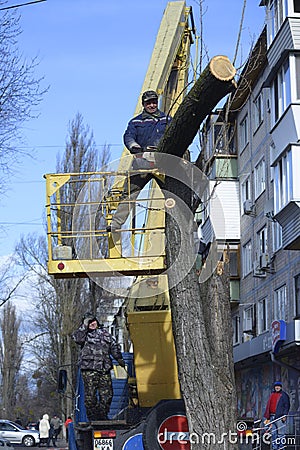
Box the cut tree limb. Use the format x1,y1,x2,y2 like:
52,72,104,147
158,55,237,158
160,55,238,449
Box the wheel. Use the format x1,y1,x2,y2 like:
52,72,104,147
142,399,189,450
22,435,35,447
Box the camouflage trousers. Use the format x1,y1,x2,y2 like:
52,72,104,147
81,370,113,421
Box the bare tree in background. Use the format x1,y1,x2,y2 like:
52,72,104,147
15,113,112,419
0,256,27,307
0,6,46,197
0,301,23,418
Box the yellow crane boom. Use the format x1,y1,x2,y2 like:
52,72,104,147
45,1,195,407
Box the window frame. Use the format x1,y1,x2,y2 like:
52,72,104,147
241,175,251,208
257,297,268,334
272,221,282,252
294,0,300,13
242,240,252,277
272,58,291,124
268,0,287,44
273,284,287,321
257,226,268,258
239,114,249,151
232,315,240,345
243,304,256,334
254,158,266,199
274,149,293,213
253,92,264,131
295,274,300,318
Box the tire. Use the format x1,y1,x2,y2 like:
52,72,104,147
119,420,145,449
22,435,35,447
142,399,188,450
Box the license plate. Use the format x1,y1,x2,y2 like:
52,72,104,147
94,438,113,450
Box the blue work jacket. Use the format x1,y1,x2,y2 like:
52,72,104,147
123,109,171,153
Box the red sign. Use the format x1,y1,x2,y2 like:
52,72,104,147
158,415,190,450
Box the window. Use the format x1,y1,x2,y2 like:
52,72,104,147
239,115,248,150
258,298,268,334
241,176,251,210
253,92,264,130
274,149,293,212
254,158,266,198
295,55,300,99
243,304,256,334
242,241,252,277
272,221,282,251
0,423,16,431
257,226,268,257
210,122,235,154
295,274,300,318
272,59,291,123
268,0,287,43
232,315,240,344
274,285,287,320
294,0,300,13
229,249,239,278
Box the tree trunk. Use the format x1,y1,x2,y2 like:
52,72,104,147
160,56,238,449
158,55,236,157
0,302,22,419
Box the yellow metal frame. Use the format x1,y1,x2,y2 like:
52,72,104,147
45,170,166,277
110,1,194,191
45,1,195,406
127,310,181,406
124,1,194,406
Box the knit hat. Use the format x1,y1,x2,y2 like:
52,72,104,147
273,381,282,387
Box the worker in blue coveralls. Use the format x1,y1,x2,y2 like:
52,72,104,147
107,90,171,233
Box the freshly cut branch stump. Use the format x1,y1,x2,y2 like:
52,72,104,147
158,55,237,158
209,55,237,81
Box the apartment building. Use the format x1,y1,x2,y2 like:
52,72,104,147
199,0,300,419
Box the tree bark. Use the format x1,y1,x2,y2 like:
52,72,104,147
0,302,23,418
160,56,238,449
158,55,236,157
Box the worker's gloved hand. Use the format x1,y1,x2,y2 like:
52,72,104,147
83,318,91,327
130,146,142,154
117,359,126,368
142,151,155,162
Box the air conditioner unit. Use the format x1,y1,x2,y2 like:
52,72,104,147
243,199,254,215
259,253,269,269
253,260,266,277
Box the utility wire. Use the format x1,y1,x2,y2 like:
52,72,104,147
0,0,46,10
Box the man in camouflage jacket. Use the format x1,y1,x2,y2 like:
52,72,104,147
72,313,125,421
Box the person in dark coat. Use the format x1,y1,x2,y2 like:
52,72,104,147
48,424,57,447
72,312,125,421
107,90,171,233
264,381,290,449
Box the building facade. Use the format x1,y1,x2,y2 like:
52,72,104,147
199,0,300,420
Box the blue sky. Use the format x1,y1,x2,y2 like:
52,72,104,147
0,0,266,257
